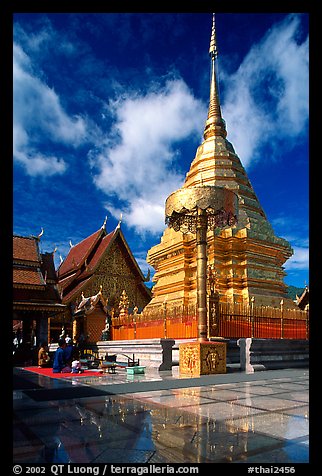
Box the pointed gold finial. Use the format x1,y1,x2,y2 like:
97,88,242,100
203,13,227,140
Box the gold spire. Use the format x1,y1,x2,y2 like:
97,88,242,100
204,13,227,140
209,12,218,57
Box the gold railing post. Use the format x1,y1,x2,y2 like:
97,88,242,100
162,300,167,339
196,208,208,341
280,299,284,339
250,296,255,337
165,185,238,375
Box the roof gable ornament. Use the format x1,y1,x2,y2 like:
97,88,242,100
101,215,108,230
144,268,151,282
69,240,74,248
37,228,44,241
76,286,108,313
116,212,123,230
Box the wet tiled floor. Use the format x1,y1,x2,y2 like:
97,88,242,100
13,367,309,464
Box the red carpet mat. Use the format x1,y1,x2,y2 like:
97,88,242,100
23,366,104,378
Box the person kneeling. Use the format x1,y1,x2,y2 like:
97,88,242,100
38,342,51,368
71,358,83,373
52,338,71,373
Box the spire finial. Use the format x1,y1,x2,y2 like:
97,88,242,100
209,13,218,58
203,13,227,140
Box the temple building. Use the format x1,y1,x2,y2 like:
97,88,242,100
13,233,66,352
145,14,296,315
55,220,152,342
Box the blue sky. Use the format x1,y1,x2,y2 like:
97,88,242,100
13,13,309,288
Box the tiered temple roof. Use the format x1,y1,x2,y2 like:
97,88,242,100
57,223,151,306
13,235,65,312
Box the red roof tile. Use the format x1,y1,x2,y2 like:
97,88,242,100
41,252,57,282
58,229,102,277
83,231,115,274
13,236,40,263
13,268,45,287
58,272,79,292
63,276,93,303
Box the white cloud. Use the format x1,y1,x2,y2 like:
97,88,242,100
134,256,152,275
271,214,309,273
13,43,86,176
284,246,309,271
221,14,309,168
92,79,206,234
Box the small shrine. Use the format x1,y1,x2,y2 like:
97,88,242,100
72,285,110,343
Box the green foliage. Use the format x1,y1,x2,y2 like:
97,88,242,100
287,285,305,300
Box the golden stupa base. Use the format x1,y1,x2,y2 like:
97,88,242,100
179,340,226,376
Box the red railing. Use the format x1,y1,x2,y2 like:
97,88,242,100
111,315,198,340
111,302,309,341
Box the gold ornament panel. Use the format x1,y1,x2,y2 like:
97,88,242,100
80,240,150,311
179,341,226,376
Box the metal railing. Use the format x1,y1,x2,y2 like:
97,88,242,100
110,301,309,341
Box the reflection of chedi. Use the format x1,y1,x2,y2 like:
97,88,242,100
145,14,294,311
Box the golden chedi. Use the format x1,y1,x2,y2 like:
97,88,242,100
145,14,295,319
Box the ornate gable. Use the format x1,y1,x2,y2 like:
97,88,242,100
79,229,151,311
58,224,151,311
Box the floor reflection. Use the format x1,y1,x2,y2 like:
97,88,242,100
13,369,309,464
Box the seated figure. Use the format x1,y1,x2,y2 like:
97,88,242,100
38,342,51,368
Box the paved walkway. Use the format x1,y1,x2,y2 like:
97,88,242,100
13,366,309,464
